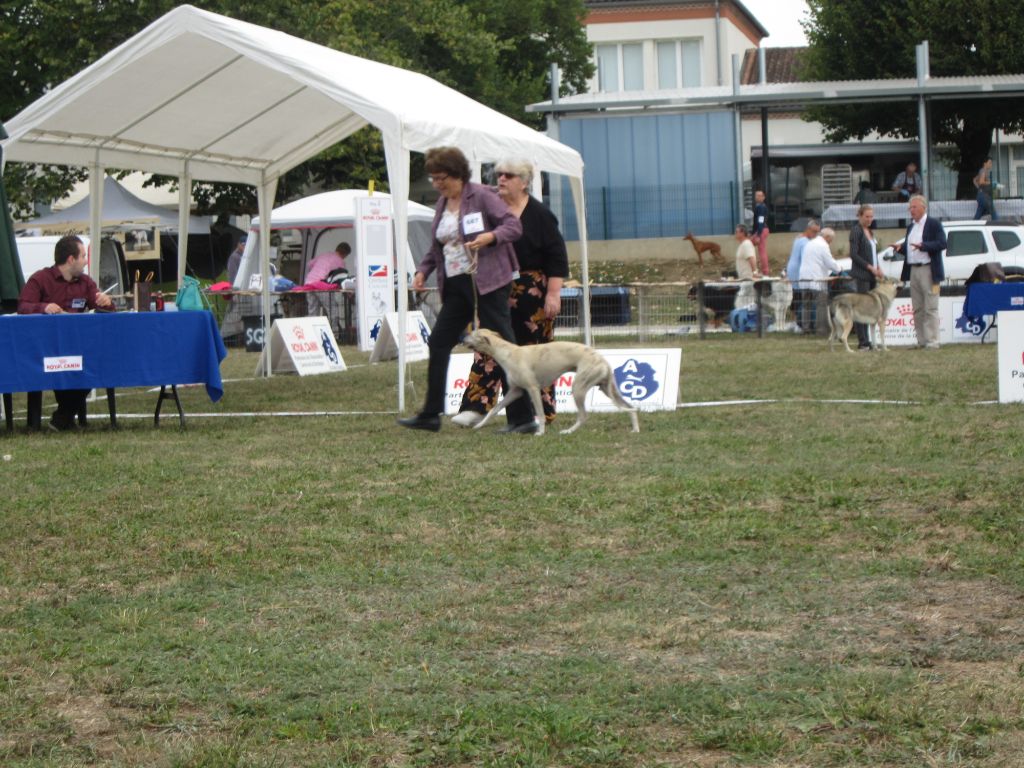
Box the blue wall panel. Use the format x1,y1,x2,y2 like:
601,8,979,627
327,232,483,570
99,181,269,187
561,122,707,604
554,110,737,240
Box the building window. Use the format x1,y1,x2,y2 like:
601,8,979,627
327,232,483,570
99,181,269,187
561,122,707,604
597,43,644,92
657,40,701,89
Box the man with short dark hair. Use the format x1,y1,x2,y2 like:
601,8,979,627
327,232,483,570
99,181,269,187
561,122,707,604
18,235,114,429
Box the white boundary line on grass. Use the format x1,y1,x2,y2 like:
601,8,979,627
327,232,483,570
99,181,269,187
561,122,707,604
86,398,923,420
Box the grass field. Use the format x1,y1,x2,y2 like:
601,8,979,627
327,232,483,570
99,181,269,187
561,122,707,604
2,335,1023,767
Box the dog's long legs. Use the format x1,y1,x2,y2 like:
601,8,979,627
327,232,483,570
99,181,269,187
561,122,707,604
601,379,640,433
560,385,590,435
472,385,546,435
473,386,525,430
525,388,546,436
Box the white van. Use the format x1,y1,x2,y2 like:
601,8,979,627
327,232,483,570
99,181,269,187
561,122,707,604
15,235,128,294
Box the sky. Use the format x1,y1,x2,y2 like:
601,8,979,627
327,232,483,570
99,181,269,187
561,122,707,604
741,0,811,48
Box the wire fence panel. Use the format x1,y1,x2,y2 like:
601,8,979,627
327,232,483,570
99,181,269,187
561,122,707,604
551,280,867,341
551,182,739,241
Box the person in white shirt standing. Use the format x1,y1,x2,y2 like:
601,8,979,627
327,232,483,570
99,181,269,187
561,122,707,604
734,224,757,280
797,228,840,334
893,195,947,349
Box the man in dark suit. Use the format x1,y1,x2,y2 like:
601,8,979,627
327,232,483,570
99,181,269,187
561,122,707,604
895,195,947,349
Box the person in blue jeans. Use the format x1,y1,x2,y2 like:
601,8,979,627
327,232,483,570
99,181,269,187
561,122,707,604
974,157,996,220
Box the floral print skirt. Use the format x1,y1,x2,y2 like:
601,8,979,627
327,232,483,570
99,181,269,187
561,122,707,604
458,270,557,423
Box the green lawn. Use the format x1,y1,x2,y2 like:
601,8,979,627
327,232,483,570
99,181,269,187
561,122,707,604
2,336,1023,767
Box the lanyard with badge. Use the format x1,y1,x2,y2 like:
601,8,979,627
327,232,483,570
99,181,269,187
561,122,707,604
461,211,486,328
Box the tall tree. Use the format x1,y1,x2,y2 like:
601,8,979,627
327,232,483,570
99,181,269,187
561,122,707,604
1,0,592,218
801,0,1024,198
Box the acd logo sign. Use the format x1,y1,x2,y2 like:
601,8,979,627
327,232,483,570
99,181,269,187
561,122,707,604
615,358,659,402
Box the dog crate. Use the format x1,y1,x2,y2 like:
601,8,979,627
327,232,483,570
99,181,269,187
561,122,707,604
557,286,632,327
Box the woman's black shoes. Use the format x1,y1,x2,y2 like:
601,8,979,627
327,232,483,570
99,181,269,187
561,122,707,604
397,413,441,432
497,421,539,434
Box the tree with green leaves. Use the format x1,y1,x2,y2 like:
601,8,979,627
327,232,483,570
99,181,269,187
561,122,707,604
801,0,1024,198
1,0,593,218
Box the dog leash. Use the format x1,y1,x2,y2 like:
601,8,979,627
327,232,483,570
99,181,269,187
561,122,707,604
465,239,481,331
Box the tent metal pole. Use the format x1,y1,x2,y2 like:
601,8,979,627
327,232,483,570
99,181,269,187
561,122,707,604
177,163,191,290
383,139,411,414
568,177,592,346
257,176,278,378
916,42,931,198
88,159,104,289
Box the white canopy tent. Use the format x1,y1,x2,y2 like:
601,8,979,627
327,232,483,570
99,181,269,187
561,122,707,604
237,190,437,291
0,4,591,410
21,175,210,234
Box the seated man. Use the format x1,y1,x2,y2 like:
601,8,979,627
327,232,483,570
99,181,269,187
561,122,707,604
18,234,115,430
891,162,923,201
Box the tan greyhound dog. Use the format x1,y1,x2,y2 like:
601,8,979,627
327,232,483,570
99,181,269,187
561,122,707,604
463,329,640,436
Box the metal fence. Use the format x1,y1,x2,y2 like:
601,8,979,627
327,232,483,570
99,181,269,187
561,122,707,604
550,279,874,341
550,182,740,241
209,280,977,351
205,288,444,350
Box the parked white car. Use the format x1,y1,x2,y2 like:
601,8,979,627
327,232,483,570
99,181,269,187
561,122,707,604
837,221,1024,283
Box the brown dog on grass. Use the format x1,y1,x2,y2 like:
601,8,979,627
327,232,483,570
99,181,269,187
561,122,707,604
684,232,723,267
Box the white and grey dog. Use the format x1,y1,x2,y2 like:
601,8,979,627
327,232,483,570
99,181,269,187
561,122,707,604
463,328,640,436
762,280,794,329
827,278,899,352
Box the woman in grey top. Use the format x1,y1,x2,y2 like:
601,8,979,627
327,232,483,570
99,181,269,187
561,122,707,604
848,204,884,350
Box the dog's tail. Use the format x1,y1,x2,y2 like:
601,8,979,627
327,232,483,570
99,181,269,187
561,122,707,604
599,362,641,433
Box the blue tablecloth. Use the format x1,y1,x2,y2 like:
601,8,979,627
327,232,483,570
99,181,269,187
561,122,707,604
0,311,227,400
963,282,1024,318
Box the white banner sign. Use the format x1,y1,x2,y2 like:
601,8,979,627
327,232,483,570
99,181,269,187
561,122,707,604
368,312,431,363
997,311,1024,403
444,348,681,415
255,316,346,376
354,196,395,352
883,296,989,346
44,355,84,373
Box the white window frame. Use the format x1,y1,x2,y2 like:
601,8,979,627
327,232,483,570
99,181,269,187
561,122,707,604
656,39,702,89
596,42,644,93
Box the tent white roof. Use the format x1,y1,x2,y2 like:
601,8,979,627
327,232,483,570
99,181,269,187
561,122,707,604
0,4,583,183
252,190,434,229
20,175,209,234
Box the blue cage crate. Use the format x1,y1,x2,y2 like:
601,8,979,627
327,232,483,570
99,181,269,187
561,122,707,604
557,286,631,327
